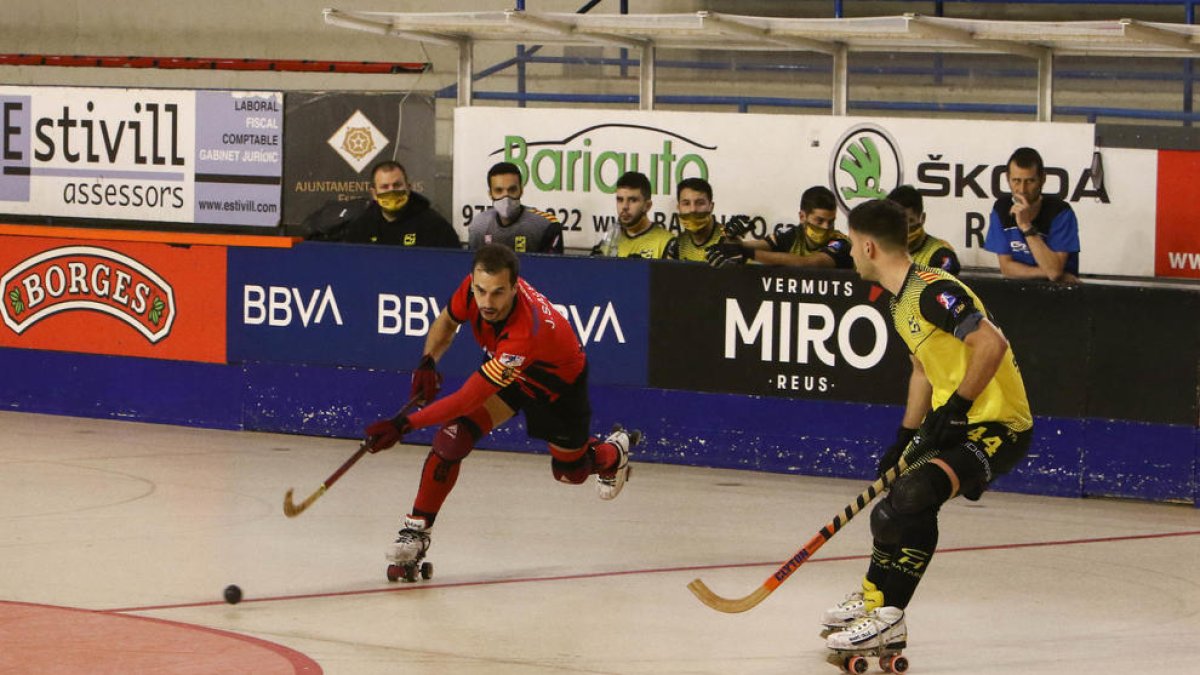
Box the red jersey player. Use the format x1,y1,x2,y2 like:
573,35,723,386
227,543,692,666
364,243,639,580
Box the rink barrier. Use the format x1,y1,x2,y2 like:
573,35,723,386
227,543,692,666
0,240,1196,505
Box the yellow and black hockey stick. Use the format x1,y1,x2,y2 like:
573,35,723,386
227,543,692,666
687,452,916,613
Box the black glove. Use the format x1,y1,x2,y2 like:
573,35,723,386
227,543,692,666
877,426,918,478
919,392,974,449
706,242,750,268
722,214,755,239
365,414,412,453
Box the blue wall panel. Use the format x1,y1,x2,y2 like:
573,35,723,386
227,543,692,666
0,347,243,429
1082,420,1197,502
1,346,1196,504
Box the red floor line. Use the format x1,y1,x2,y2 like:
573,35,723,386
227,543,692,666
104,528,1200,614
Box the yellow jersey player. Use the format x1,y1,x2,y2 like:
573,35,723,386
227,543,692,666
822,199,1032,664
887,184,961,275
664,177,723,262
709,186,852,269
593,171,676,259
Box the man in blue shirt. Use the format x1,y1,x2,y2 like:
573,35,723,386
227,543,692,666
984,147,1080,284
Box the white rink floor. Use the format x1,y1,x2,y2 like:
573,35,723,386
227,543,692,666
1,409,1198,675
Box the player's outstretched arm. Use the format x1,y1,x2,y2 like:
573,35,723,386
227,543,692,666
423,308,460,362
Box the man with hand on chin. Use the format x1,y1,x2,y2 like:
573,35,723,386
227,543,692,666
467,161,563,254
342,160,460,248
984,147,1080,283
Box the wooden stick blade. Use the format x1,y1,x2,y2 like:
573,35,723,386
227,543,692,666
282,485,325,518
687,579,772,613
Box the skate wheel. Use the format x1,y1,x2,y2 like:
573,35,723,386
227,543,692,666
881,654,909,673
419,561,433,580
844,655,868,674
385,564,403,582
402,563,418,582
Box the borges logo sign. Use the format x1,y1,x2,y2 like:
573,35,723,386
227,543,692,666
2,246,176,342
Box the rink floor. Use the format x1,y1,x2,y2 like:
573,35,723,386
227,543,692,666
1,409,1198,674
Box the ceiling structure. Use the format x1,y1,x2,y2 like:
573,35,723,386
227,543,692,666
324,9,1200,120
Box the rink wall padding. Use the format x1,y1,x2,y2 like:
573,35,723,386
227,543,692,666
0,241,1197,505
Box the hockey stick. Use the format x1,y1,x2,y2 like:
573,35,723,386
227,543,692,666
687,451,919,613
283,395,420,518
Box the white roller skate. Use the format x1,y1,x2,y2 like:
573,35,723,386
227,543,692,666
820,578,882,637
825,607,909,674
597,425,640,501
385,515,433,583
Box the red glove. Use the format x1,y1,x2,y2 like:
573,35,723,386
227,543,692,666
411,354,442,406
364,415,411,453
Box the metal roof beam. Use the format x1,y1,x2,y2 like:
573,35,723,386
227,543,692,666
700,12,837,55
504,10,646,50
1119,18,1200,53
904,14,1046,60
323,10,464,48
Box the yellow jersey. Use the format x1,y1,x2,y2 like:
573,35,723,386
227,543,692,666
890,265,1032,432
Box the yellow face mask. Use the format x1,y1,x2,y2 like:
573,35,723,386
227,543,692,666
376,190,409,213
907,225,925,250
805,223,834,246
679,211,713,233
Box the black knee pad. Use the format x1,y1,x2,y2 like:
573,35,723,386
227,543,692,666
870,499,905,545
890,464,952,514
871,466,951,544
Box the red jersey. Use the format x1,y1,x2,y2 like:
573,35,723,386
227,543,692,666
447,274,586,401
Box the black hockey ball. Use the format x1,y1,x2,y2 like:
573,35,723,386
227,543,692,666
223,584,242,605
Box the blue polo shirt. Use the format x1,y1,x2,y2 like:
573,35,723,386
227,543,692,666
985,195,1080,275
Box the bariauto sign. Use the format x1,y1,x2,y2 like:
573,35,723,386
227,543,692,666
2,246,176,342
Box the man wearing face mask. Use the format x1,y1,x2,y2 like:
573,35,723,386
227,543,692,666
663,177,723,262
887,185,960,276
342,161,461,248
712,186,853,269
466,162,564,254
984,147,1080,283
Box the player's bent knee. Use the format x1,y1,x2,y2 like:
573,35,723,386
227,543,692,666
889,465,951,514
549,444,592,485
870,499,905,545
431,416,482,462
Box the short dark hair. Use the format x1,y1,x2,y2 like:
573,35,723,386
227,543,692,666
616,171,652,200
848,199,908,252
800,185,837,213
676,176,712,201
472,243,520,284
487,161,523,186
1007,147,1045,176
370,160,408,186
886,184,923,214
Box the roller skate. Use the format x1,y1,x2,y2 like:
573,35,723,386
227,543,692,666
824,606,909,674
384,515,433,583
820,579,882,637
597,424,640,501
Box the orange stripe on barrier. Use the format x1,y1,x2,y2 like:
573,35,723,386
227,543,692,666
0,223,299,248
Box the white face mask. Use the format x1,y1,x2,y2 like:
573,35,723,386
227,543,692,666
493,196,521,221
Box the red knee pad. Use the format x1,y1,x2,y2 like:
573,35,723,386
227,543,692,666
432,408,493,462
549,443,593,485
